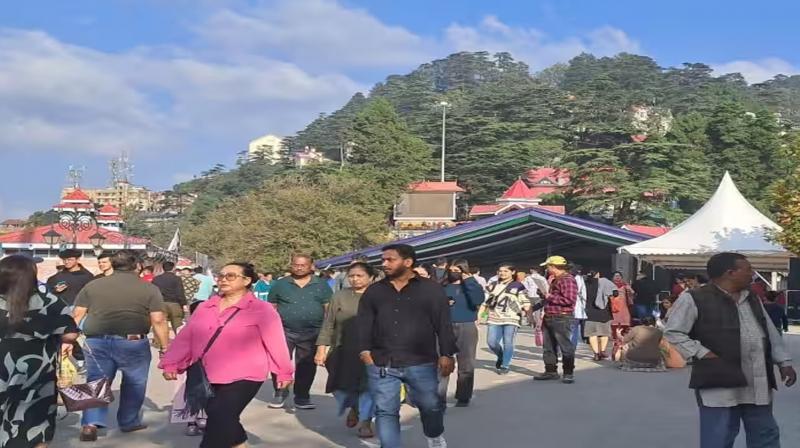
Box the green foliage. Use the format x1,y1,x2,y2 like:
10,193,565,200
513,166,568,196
26,210,57,227
165,50,800,265
284,93,368,160
347,98,434,189
183,173,392,272
706,103,785,207
770,135,800,254
563,142,711,224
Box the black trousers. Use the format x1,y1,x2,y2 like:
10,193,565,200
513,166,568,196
271,329,319,400
200,380,263,448
542,315,576,374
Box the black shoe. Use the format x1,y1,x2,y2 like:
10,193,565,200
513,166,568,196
533,372,560,381
294,398,317,410
455,401,470,408
562,374,575,384
497,367,510,375
268,394,287,409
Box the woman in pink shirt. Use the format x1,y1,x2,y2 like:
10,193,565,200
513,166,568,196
159,262,293,448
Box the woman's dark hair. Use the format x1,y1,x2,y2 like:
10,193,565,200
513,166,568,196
612,270,623,278
449,259,470,274
642,316,656,326
347,261,375,278
498,263,516,273
660,297,673,320
0,256,38,329
225,262,258,287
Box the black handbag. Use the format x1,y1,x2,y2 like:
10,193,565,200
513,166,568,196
57,342,115,412
183,308,241,417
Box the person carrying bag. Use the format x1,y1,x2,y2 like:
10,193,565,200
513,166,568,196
183,309,241,417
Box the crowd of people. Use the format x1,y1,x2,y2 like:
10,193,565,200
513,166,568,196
0,246,795,448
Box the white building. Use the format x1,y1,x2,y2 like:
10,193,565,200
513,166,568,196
248,134,283,164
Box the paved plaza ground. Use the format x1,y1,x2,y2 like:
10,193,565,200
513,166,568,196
50,326,800,448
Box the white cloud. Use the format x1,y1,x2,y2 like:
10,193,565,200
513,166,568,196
198,0,431,68
0,28,362,157
444,16,640,71
712,57,799,84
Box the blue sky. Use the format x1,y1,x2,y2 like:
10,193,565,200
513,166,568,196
1,0,798,219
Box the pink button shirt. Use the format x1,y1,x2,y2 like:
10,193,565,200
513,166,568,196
159,292,294,383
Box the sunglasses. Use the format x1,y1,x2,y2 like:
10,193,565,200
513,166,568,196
218,273,247,282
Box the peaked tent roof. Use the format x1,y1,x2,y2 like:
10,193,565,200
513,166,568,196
619,172,791,271
318,207,648,269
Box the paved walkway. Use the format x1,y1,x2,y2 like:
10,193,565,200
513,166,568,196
51,326,800,447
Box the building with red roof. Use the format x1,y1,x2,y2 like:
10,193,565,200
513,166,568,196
470,169,570,219
0,189,148,279
393,181,466,237
0,219,26,233
96,203,124,230
621,224,671,238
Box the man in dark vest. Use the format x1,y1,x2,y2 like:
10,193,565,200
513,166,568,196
665,252,795,448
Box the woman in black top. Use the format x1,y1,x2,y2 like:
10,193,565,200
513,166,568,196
0,255,80,448
583,271,615,361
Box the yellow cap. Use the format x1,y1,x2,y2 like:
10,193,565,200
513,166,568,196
540,255,568,267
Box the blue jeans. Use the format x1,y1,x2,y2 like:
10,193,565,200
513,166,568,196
81,337,152,429
633,304,655,319
332,390,375,423
367,363,444,448
570,319,583,347
699,404,780,448
486,324,517,369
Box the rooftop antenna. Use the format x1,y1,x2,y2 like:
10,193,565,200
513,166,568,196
109,151,134,185
66,165,85,189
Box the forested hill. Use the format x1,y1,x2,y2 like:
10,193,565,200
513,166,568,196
165,51,800,270
174,51,800,233
283,51,798,221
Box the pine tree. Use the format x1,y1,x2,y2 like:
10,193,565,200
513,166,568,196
347,98,434,189
563,141,710,224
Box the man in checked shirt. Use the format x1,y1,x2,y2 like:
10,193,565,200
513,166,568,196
532,255,579,383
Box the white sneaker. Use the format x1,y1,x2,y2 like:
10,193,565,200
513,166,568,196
427,435,448,448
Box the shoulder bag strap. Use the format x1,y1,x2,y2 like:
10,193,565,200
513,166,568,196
200,308,242,358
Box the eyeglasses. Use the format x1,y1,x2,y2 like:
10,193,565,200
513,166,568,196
218,273,247,282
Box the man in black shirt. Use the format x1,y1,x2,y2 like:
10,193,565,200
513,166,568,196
46,249,95,306
358,244,456,448
151,261,187,339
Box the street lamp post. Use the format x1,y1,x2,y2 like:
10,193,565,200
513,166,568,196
439,101,448,182
89,231,106,256
57,210,98,248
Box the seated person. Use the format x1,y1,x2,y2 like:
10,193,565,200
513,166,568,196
618,316,665,371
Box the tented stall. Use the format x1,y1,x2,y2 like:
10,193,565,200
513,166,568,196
318,207,648,272
619,172,792,272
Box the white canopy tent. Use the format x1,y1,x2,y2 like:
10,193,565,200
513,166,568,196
619,172,792,272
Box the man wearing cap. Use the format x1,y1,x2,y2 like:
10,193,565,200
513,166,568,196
46,248,95,307
533,256,579,384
